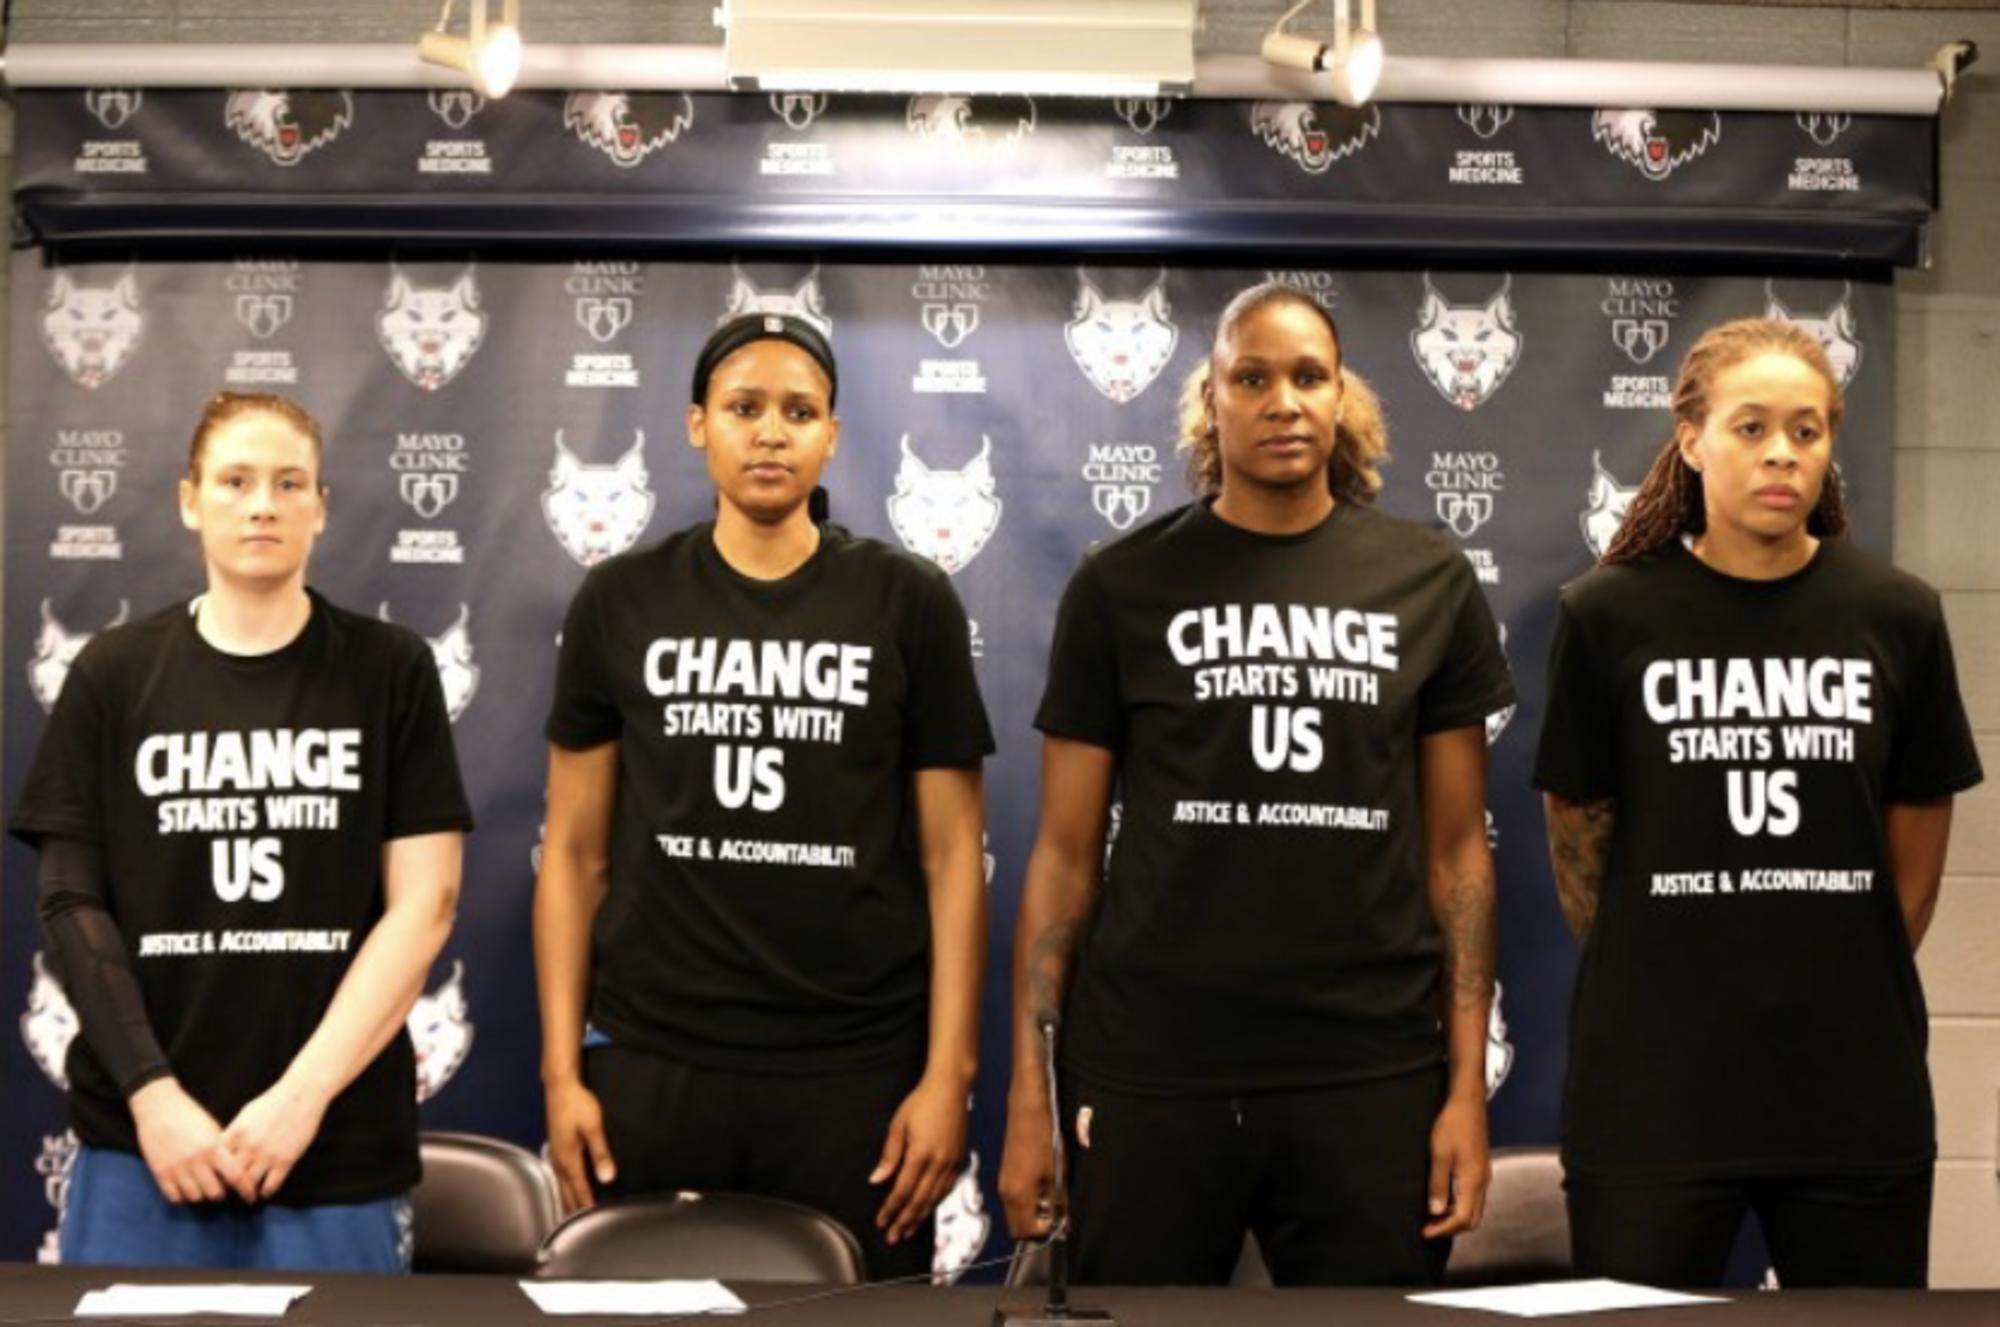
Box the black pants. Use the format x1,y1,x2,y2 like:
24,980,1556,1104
1062,1065,1451,1287
1567,1169,1933,1289
584,1043,932,1281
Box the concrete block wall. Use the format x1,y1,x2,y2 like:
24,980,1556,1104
1,0,1994,1285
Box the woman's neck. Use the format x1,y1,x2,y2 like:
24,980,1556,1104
712,501,820,580
1687,522,1819,581
195,575,312,655
1212,479,1335,536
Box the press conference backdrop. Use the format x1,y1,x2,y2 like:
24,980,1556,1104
1,90,1911,1272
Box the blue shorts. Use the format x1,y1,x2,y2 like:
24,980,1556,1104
59,1146,412,1273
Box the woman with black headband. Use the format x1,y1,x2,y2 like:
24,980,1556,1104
534,313,994,1278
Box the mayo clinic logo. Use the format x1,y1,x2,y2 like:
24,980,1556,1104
912,265,990,394
390,431,470,564
567,261,643,389
225,258,302,386
1428,451,1503,539
77,89,148,175
1602,277,1678,366
421,90,493,175
1082,444,1162,532
399,472,458,520
50,428,127,516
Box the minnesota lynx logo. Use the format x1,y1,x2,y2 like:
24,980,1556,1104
36,1130,79,1265
931,1151,993,1284
21,952,79,1089
886,436,1003,575
379,603,480,722
428,89,486,130
42,268,144,389
1765,281,1862,387
1581,451,1639,559
1795,112,1851,147
906,96,1037,150
1411,274,1523,411
29,599,128,712
377,264,487,391
1592,109,1720,180
409,959,475,1102
542,431,655,567
564,92,695,167
1251,101,1380,174
1113,98,1173,135
224,90,355,165
720,263,832,337
1066,270,1178,404
1486,626,1516,746
85,89,143,130
770,93,830,131
1486,981,1515,1100
1457,105,1513,139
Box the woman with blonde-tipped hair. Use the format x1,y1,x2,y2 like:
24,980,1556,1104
999,280,1515,1285
1536,317,1981,1287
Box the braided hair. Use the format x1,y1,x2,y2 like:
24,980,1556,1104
1602,317,1848,565
1176,281,1390,504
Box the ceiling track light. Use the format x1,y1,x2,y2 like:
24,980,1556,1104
418,0,522,99
1261,0,1382,107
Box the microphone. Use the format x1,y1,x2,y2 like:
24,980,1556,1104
992,1012,1114,1327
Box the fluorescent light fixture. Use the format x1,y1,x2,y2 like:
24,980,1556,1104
723,0,1198,97
1261,0,1382,106
418,0,522,98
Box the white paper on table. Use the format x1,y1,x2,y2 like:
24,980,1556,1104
75,1284,314,1317
1408,1278,1728,1318
519,1280,748,1316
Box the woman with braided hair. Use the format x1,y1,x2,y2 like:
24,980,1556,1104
1001,281,1514,1285
1535,317,1981,1287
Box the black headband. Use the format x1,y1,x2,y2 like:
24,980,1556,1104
690,313,839,409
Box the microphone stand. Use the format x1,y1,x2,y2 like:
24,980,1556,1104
992,1018,1114,1326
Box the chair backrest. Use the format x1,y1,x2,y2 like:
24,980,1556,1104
1443,1146,1571,1286
413,1131,562,1274
537,1192,867,1284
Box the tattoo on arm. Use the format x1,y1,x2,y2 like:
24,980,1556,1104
1436,872,1496,1011
1026,917,1082,1025
1547,797,1616,941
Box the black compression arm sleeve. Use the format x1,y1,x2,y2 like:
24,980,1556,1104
38,837,172,1097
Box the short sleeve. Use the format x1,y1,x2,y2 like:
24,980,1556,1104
546,569,621,750
1416,559,1517,735
1883,594,1984,802
1533,597,1616,803
1034,559,1124,751
10,652,109,848
902,569,995,769
386,639,475,839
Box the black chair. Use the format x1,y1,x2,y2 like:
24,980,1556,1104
412,1131,562,1274
1443,1146,1572,1286
536,1192,866,1284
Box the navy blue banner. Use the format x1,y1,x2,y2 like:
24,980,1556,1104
12,91,1935,266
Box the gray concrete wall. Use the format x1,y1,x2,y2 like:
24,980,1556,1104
2,0,1995,1285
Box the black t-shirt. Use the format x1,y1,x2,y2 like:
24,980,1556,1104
9,592,473,1205
546,523,994,1073
1036,499,1516,1095
1535,540,1983,1181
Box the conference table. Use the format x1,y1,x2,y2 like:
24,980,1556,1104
4,1265,1998,1327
